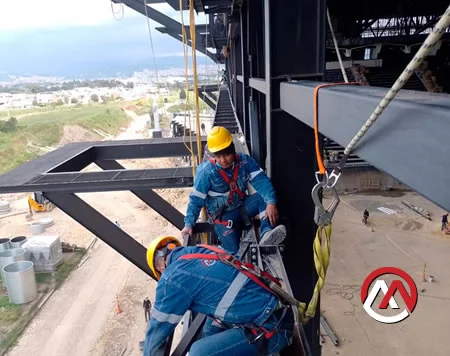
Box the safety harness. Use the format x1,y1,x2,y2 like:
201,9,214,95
209,155,246,228
180,244,288,342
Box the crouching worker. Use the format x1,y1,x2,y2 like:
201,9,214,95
182,126,286,254
143,236,294,356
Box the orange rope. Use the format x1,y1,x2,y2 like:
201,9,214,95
313,82,359,175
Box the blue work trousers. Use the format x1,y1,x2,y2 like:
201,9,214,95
189,308,294,356
214,194,272,254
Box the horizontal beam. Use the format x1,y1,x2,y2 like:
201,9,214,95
93,137,206,160
0,167,193,194
249,78,266,94
280,81,450,211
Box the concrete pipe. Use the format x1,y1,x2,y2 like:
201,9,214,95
0,238,10,252
3,261,37,304
0,248,26,286
30,222,45,235
10,236,27,249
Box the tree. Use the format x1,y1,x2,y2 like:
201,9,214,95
55,99,64,106
70,98,78,104
32,99,39,106
126,82,134,89
0,117,18,133
91,94,99,102
63,96,69,105
179,89,187,100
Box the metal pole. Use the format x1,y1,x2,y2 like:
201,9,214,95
264,0,272,176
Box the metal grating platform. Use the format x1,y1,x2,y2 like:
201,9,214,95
0,137,204,194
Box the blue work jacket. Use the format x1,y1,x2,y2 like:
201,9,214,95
184,152,277,228
143,246,279,355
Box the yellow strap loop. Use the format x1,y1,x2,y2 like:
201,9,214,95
297,223,332,323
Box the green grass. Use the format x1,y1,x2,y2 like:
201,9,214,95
0,296,22,323
35,273,52,285
54,249,86,288
0,105,129,174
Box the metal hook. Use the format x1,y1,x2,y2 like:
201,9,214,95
311,181,340,226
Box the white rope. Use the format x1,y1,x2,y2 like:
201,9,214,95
327,8,348,83
344,5,450,156
143,0,160,87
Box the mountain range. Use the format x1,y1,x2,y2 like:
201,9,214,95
0,15,215,80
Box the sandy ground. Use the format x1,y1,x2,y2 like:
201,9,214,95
3,111,190,356
321,191,450,356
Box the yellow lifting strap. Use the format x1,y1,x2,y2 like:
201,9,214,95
297,223,332,323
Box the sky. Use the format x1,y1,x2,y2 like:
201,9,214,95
0,0,212,78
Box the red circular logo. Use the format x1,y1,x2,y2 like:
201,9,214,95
360,267,418,324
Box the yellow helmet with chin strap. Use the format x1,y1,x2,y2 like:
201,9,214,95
207,126,233,153
147,236,181,280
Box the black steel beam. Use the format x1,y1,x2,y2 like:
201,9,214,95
44,192,155,279
96,160,185,230
49,147,95,173
93,137,205,160
155,27,217,62
280,81,450,212
199,92,216,110
248,78,266,94
0,167,193,194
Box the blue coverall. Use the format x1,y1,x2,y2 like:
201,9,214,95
184,152,278,253
143,246,293,356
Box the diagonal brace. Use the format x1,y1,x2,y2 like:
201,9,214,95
44,191,156,279
96,160,185,230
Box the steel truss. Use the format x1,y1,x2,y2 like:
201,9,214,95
0,137,205,279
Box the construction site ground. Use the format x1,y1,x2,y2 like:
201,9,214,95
0,112,448,355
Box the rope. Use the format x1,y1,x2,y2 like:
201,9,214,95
179,0,196,174
326,9,348,83
343,5,450,156
314,83,359,175
189,0,204,164
143,0,160,88
297,224,332,323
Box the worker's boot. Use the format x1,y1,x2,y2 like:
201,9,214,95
259,225,287,245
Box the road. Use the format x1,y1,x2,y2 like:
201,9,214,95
6,112,164,356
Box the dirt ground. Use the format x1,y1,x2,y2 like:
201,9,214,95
321,191,450,356
2,111,189,356
1,110,449,355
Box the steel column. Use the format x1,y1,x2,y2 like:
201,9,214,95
43,192,155,279
263,0,272,176
266,0,326,354
96,160,185,230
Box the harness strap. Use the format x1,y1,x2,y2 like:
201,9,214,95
209,155,245,204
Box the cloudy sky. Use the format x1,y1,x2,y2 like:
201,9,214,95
0,0,211,77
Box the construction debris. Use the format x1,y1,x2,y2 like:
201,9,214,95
401,201,432,221
320,315,339,346
61,242,78,253
377,207,397,215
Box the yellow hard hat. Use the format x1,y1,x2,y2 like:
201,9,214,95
147,236,181,280
207,126,233,153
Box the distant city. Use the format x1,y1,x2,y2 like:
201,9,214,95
0,63,223,111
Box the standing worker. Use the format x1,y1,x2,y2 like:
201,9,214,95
143,297,152,323
363,209,369,225
442,213,448,231
143,236,293,356
181,126,286,253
